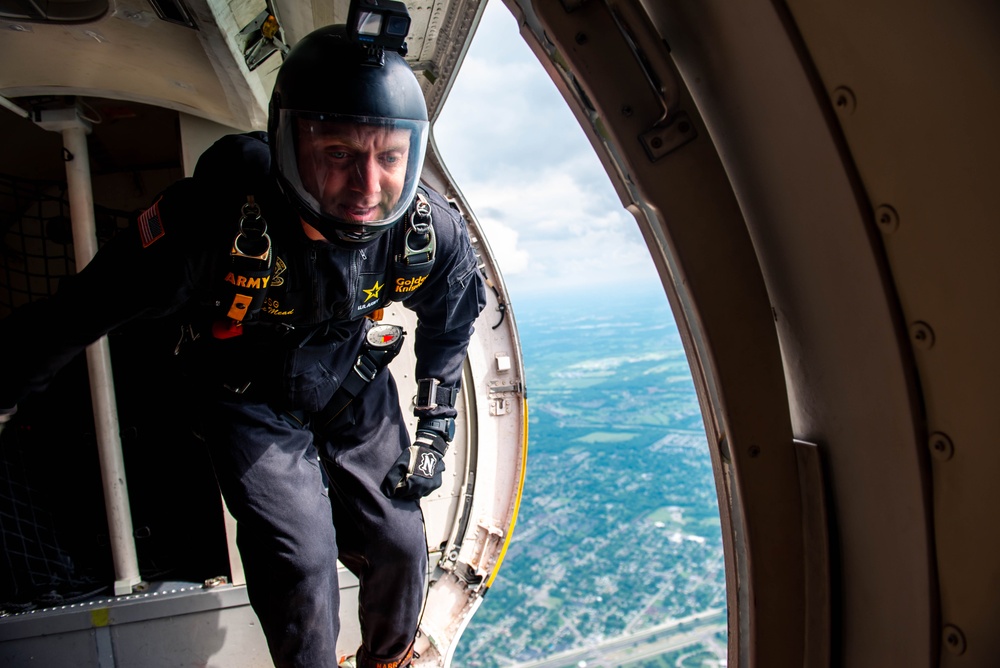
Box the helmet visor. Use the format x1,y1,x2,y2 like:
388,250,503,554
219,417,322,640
275,110,429,240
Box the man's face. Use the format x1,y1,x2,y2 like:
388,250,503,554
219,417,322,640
296,121,411,224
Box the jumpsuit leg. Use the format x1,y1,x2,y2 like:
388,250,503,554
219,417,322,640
318,370,428,664
201,397,340,668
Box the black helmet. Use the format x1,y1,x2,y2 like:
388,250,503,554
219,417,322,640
268,25,429,245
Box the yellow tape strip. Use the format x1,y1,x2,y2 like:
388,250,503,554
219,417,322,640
485,398,529,588
90,608,110,627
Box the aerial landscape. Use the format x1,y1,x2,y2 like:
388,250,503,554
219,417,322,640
453,292,727,667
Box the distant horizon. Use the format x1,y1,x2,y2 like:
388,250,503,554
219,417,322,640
504,282,675,322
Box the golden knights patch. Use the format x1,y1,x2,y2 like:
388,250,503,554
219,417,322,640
394,274,428,295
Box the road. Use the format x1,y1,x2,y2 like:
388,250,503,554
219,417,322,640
513,609,726,668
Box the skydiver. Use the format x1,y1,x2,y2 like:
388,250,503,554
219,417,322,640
0,23,486,668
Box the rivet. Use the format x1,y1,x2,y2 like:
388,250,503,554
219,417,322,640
748,445,761,458
875,204,899,234
621,105,633,117
929,432,954,461
942,624,966,655
832,86,856,115
575,32,588,45
650,137,663,149
910,321,935,350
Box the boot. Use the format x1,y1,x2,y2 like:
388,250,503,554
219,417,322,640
340,644,413,668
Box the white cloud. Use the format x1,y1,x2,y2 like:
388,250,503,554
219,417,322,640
473,213,530,275
433,1,659,301
461,167,656,297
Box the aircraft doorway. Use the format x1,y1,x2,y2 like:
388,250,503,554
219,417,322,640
433,4,727,665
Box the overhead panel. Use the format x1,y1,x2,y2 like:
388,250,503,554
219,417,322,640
0,0,273,130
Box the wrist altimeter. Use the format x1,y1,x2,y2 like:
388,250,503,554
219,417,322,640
366,323,405,352
417,417,455,442
415,377,459,411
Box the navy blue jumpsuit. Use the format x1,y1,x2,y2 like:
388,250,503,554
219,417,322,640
0,133,487,667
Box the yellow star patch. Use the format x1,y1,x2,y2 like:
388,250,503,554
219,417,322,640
363,280,383,303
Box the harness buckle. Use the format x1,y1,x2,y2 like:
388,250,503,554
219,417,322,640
223,196,276,324
232,196,272,263
400,223,435,266
398,191,435,266
231,234,271,263
353,354,380,383
410,191,432,234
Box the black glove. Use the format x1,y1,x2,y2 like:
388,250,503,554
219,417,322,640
381,430,448,500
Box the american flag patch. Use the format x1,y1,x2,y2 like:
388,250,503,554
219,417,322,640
138,198,166,248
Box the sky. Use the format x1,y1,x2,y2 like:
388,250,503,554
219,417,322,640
432,1,662,307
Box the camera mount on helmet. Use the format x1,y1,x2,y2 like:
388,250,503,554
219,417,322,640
347,0,411,59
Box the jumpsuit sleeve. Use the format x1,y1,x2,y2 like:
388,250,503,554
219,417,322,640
0,178,212,410
402,190,488,421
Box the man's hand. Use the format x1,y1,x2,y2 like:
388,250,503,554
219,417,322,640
381,430,448,500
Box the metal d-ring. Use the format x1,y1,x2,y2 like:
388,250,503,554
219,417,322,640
232,196,271,262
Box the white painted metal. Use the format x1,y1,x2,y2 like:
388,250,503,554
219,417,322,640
34,108,143,597
0,93,28,118
347,170,528,665
0,582,272,667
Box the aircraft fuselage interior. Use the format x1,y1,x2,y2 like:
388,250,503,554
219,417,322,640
0,1,997,667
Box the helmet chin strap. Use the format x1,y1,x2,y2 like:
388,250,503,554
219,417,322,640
299,211,398,249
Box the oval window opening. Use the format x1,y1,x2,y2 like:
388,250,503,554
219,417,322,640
434,3,728,665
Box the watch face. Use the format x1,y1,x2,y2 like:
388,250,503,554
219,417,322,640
366,324,403,348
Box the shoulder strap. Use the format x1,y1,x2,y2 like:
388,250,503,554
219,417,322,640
389,186,436,301
213,195,275,338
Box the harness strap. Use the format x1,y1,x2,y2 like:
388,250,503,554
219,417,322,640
313,324,406,432
390,189,436,301
400,190,434,264
414,378,459,411
216,197,274,338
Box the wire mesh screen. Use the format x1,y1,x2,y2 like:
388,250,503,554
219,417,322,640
0,174,132,611
0,174,129,316
0,176,73,317
0,425,107,612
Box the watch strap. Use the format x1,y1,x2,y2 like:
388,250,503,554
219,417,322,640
417,417,456,441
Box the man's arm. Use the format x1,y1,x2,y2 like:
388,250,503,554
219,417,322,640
0,180,208,412
381,189,487,500
407,193,487,424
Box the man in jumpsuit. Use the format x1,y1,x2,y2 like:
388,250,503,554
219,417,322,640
0,23,486,668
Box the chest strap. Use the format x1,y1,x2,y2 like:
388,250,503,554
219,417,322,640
313,323,407,433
